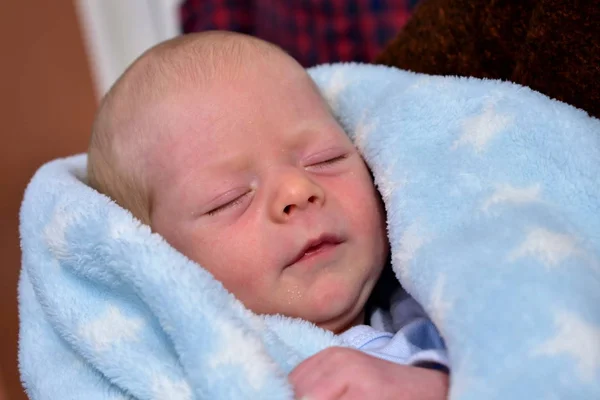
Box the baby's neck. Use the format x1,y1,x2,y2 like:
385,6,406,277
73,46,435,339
335,309,366,334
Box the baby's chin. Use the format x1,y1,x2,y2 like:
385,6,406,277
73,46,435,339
301,280,372,333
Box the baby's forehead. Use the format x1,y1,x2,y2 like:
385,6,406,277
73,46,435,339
136,44,333,156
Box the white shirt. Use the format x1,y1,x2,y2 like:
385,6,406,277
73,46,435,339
339,288,449,369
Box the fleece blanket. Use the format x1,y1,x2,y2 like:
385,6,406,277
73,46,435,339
19,64,600,400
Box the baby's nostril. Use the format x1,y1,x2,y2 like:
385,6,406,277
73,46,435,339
308,195,316,203
283,205,291,214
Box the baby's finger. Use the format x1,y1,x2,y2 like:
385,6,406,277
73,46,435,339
293,365,348,400
290,349,346,399
289,347,334,384
289,360,326,398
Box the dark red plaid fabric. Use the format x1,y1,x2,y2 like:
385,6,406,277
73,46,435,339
180,0,417,67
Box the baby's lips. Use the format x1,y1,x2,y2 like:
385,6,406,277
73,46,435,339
286,233,344,267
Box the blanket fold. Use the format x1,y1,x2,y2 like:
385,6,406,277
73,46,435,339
20,64,600,400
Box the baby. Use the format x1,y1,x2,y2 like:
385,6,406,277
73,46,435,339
88,31,449,399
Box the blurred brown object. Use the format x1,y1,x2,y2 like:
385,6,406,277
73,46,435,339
376,0,600,118
0,1,97,399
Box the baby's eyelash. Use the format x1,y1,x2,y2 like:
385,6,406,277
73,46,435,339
313,154,348,167
206,194,247,216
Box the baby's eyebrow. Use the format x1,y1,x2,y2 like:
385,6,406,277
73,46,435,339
175,146,248,180
172,159,250,204
289,120,329,139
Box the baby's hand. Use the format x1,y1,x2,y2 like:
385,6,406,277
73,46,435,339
289,347,448,400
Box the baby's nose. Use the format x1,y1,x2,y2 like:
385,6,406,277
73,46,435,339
271,170,325,221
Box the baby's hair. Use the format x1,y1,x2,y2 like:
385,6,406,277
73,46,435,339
87,32,284,225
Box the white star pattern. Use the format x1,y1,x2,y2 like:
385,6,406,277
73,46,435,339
208,319,271,391
79,306,143,351
509,227,581,268
376,163,404,203
533,310,600,382
482,183,542,212
110,219,137,241
429,274,453,329
451,103,513,154
108,207,153,244
322,69,347,109
448,350,491,400
393,222,428,282
353,116,375,152
380,179,403,204
151,374,193,400
44,208,78,260
408,76,432,91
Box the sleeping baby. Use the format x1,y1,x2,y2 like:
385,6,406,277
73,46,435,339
87,31,449,400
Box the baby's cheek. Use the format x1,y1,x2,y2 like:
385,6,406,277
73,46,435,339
345,193,385,240
309,273,361,314
206,235,273,294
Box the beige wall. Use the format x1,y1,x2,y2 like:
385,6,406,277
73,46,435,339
0,1,97,398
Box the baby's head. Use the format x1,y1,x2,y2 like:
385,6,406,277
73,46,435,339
88,32,389,333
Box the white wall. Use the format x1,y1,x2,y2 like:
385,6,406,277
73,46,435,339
75,0,182,99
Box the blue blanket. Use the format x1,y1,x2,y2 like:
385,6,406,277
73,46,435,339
19,64,600,399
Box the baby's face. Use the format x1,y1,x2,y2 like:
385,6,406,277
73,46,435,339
147,56,388,332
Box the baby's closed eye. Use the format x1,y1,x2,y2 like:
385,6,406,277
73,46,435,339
304,148,352,172
205,190,252,216
308,154,348,168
